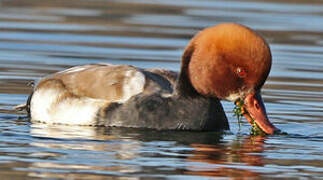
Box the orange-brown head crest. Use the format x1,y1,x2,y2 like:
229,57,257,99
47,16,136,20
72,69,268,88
183,23,271,101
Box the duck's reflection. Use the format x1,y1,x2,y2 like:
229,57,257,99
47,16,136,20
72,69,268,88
29,124,143,179
186,136,267,178
28,124,267,179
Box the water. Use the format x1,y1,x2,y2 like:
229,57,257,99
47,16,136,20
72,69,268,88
0,0,323,179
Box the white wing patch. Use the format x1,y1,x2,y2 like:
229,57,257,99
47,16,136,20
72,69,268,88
116,70,146,103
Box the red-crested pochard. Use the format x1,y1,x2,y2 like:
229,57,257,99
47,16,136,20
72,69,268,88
23,23,280,135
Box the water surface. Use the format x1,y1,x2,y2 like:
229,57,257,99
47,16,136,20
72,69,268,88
0,0,322,179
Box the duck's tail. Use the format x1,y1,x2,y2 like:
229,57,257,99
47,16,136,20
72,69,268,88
13,81,34,116
13,91,33,116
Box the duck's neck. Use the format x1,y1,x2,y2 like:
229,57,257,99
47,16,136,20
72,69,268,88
173,42,199,97
170,45,229,131
173,70,198,97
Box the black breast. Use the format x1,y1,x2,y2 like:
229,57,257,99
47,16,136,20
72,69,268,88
97,93,229,132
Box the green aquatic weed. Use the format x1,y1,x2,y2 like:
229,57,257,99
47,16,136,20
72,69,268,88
233,99,266,136
250,119,266,136
233,99,244,130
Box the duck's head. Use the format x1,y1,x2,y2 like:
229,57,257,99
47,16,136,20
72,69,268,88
179,23,279,134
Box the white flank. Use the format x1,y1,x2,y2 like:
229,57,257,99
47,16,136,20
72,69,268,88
30,65,146,125
116,70,146,103
31,88,59,122
31,88,107,125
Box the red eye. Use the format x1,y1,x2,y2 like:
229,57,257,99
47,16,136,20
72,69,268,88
236,67,247,78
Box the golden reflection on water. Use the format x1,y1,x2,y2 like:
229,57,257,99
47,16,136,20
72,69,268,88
185,136,266,178
28,124,273,179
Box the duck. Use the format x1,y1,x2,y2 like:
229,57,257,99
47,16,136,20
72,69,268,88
23,23,280,135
